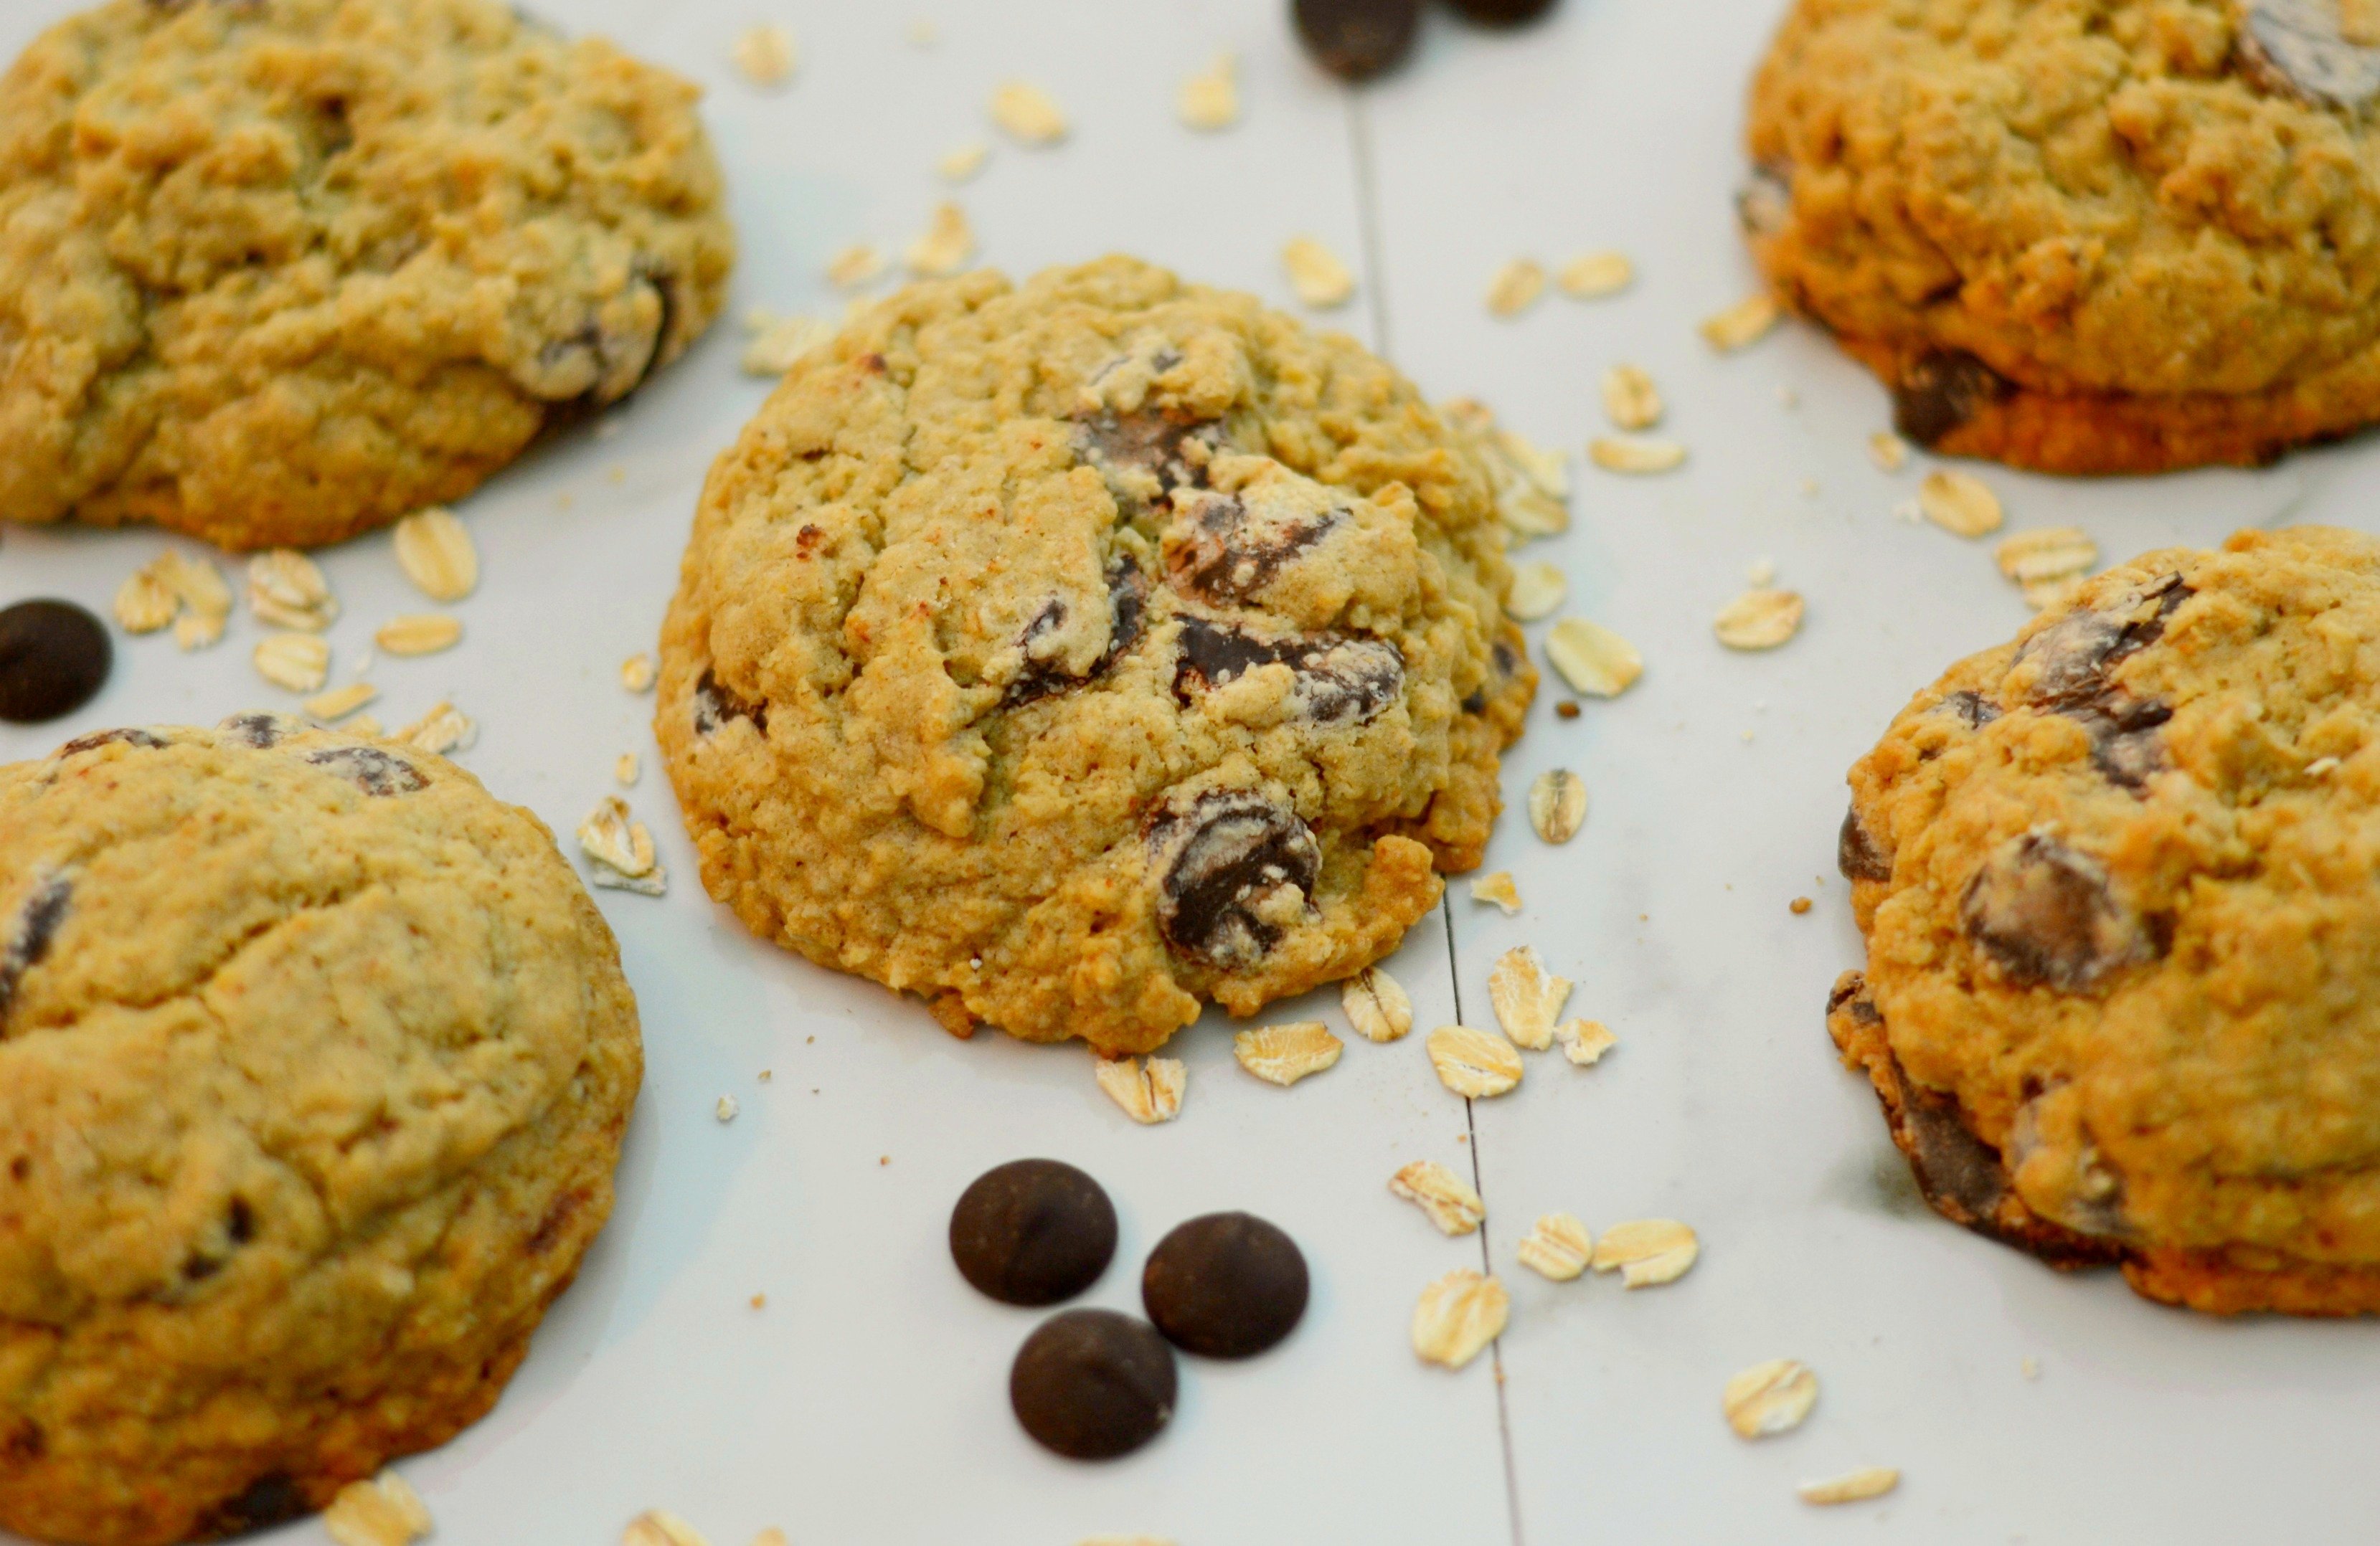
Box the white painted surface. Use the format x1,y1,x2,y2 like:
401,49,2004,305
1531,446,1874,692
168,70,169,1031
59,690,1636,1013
2,1,2376,1542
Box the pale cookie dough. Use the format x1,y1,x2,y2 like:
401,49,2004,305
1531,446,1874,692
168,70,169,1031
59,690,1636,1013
1834,528,2380,1314
658,256,1534,1056
0,0,735,550
0,715,641,1545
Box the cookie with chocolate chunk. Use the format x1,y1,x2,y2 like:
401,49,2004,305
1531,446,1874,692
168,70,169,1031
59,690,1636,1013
1747,0,2380,473
0,715,641,1544
656,256,1534,1056
1833,528,2380,1315
0,0,734,550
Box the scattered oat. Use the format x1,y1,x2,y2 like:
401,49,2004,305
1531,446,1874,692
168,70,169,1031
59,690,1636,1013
1095,1055,1186,1124
1390,1160,1486,1236
1546,617,1643,697
1588,435,1686,475
399,701,476,758
1557,250,1633,298
905,18,938,46
990,81,1068,144
580,795,657,878
1917,470,2003,538
730,23,796,87
1283,236,1356,309
1601,364,1663,430
1506,561,1566,622
623,1512,712,1546
1178,53,1239,130
1516,1213,1593,1281
392,509,478,602
253,633,330,693
376,614,463,657
163,551,234,650
742,310,834,376
622,654,658,693
1699,293,1780,351
1427,1024,1524,1099
1233,1022,1343,1086
1412,1270,1508,1370
1489,944,1572,1051
1592,1219,1699,1288
616,753,641,786
1469,871,1522,914
2021,1355,2042,1380
753,1530,788,1546
1868,430,1909,471
826,244,885,288
305,681,379,721
1798,1468,1900,1507
1554,1018,1616,1066
938,141,989,182
1455,407,1572,539
347,714,384,737
1528,768,1587,844
1724,1359,1819,1438
247,550,338,632
113,566,178,633
716,1094,738,1123
906,202,976,277
1747,556,1777,586
1485,258,1546,318
324,1471,432,1546
1713,588,1805,650
1341,965,1414,1043
1996,526,2097,610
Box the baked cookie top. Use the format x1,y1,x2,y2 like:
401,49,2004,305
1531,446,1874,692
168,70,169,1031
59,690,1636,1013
658,257,1533,1057
0,715,640,1545
1747,0,2380,402
1842,527,2380,1272
0,0,734,550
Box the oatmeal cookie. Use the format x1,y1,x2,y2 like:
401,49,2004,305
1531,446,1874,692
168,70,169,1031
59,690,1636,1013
1747,0,2380,473
0,715,641,1544
1833,527,2380,1314
0,0,734,550
657,257,1534,1056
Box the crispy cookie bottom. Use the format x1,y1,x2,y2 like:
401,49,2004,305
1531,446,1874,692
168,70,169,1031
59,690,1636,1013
1826,972,2380,1317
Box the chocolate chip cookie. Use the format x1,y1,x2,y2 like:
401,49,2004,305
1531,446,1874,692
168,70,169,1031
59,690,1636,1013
1747,0,2380,473
0,0,734,551
657,257,1534,1056
0,715,641,1544
1833,528,2380,1314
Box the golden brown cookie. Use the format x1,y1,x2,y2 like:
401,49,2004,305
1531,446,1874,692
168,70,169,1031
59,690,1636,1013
0,714,642,1544
1833,528,2380,1314
657,257,1534,1057
1746,0,2380,474
0,0,735,550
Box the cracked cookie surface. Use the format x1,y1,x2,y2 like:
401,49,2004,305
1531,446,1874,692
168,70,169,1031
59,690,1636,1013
0,0,734,550
657,256,1533,1056
1835,528,2380,1314
1747,0,2380,473
0,716,641,1545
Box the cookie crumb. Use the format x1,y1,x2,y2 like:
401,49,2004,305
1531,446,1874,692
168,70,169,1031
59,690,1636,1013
1095,1055,1186,1124
989,81,1068,144
751,1294,768,1310
621,654,658,693
906,201,976,277
826,244,884,288
1282,236,1356,308
1389,1160,1486,1236
1545,617,1643,697
1724,1359,1819,1438
730,24,796,87
1790,896,1813,914
1412,1269,1508,1369
1797,1467,1899,1507
1232,1022,1344,1086
758,1069,772,1082
1469,871,1523,914
1555,701,1581,720
1516,1213,1592,1281
1591,1219,1699,1287
324,1471,432,1546
1557,250,1633,298
1917,470,2003,538
1485,258,1547,318
937,141,988,182
1177,54,1240,130
716,1095,738,1123
1699,294,1780,351
393,508,478,601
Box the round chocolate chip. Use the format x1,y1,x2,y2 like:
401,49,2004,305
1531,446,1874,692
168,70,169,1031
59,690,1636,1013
1141,1212,1309,1360
1443,0,1557,24
0,600,110,724
1009,1309,1177,1461
950,1159,1118,1307
1293,0,1422,82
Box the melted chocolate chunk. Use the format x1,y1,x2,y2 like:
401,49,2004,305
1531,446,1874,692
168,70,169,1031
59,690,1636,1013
1837,807,1892,883
1009,1309,1178,1461
1163,489,1341,603
1892,350,2012,448
0,599,111,724
56,728,164,757
200,1473,308,1537
1072,412,1217,512
1005,559,1149,708
1172,619,1403,726
0,875,71,1027
950,1160,1118,1307
1960,833,2150,991
2071,696,2174,791
1939,690,2001,729
219,712,299,749
1896,1074,2013,1223
1141,1212,1309,1360
305,746,427,797
693,668,769,734
1147,791,1321,969
2016,574,2192,710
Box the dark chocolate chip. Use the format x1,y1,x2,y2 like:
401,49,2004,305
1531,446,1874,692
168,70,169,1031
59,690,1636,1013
2016,575,2191,711
1072,412,1217,513
1460,689,1489,713
1837,807,1892,883
1444,0,1557,22
1146,790,1321,968
949,1160,1118,1307
56,728,164,757
1491,639,1521,678
219,712,296,749
0,874,71,1027
1736,164,1792,238
0,600,110,724
693,668,768,734
1163,489,1341,603
1293,0,1422,81
1960,833,2149,991
1895,1074,2011,1223
1005,558,1149,708
200,1473,308,1537
2072,695,2173,791
1009,1309,1177,1461
304,746,427,797
1172,618,1404,726
1892,351,2011,448
1,1421,42,1463
1939,690,2001,729
1141,1211,1309,1360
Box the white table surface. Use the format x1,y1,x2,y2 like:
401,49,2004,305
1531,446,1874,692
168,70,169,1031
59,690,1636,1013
6,1,2380,1542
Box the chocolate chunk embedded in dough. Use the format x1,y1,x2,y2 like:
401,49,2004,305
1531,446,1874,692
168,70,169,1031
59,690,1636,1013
1893,350,2012,448
304,746,428,797
1960,833,2151,990
1146,791,1321,969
